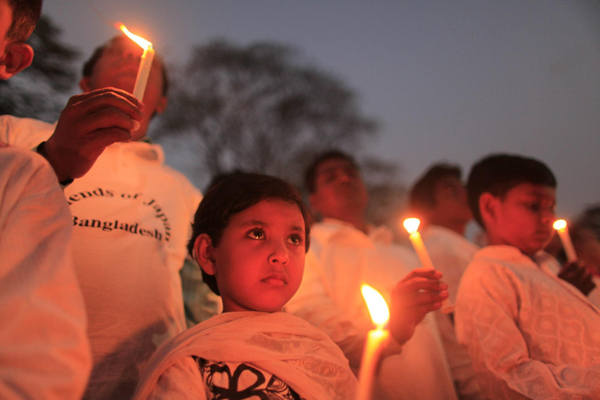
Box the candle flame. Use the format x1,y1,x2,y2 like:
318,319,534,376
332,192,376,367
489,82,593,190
361,284,390,329
119,24,152,50
403,218,421,234
553,219,567,231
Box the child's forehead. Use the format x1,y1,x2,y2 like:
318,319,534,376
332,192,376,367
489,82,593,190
228,199,305,229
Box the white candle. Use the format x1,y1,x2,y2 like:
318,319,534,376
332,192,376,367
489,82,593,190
357,285,391,400
119,24,155,101
133,46,154,101
553,219,577,262
403,218,453,314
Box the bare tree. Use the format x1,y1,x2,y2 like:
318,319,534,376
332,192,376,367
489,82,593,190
153,40,378,186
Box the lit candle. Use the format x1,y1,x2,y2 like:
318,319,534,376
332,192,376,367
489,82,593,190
403,218,453,313
553,219,577,262
357,285,391,400
119,24,155,101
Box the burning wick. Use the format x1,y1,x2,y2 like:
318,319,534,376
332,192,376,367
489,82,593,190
119,24,155,101
553,219,577,262
402,217,453,313
356,285,390,400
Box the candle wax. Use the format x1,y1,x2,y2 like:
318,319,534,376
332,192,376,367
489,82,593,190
356,328,390,400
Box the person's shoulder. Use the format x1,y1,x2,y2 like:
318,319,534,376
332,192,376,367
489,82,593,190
461,245,531,292
0,116,56,148
0,146,54,180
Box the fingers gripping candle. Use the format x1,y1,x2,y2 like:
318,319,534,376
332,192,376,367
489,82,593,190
553,219,577,262
403,218,453,314
119,24,155,101
357,285,390,400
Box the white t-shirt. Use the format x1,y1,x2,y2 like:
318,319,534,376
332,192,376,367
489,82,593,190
0,115,202,399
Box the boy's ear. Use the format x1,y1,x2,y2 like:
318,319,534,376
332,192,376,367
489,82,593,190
194,233,217,276
79,76,92,92
0,42,34,80
155,96,167,114
479,192,499,225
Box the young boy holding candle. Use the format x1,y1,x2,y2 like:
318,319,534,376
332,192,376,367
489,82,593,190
133,173,357,400
0,1,91,399
455,153,600,399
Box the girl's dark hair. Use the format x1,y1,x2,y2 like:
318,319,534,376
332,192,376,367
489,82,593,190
188,173,312,295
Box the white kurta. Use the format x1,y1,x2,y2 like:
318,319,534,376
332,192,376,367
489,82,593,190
455,245,600,400
421,225,481,399
0,147,91,400
0,115,202,399
286,218,458,400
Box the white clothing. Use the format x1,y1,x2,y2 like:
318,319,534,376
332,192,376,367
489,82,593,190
286,218,458,400
422,225,481,399
133,312,358,400
0,116,202,399
455,245,600,400
0,147,91,400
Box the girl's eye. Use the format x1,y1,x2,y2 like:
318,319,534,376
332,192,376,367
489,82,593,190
288,234,303,246
247,229,265,240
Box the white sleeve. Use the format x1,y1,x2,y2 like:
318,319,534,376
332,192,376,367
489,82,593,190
0,149,91,400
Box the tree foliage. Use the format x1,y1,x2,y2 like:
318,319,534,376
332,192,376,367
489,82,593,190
154,40,378,185
0,15,80,121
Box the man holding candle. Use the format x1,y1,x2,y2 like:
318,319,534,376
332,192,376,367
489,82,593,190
0,1,92,399
455,154,600,399
409,163,481,399
285,150,458,400
0,35,201,400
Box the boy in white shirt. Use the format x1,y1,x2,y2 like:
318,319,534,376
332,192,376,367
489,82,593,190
455,153,600,399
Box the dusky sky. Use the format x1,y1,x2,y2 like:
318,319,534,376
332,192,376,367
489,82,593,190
43,0,599,218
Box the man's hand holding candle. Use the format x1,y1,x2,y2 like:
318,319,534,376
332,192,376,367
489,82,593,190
42,88,143,182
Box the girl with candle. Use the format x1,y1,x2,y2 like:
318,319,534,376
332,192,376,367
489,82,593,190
133,174,357,400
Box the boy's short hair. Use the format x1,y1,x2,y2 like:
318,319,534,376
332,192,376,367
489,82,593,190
467,154,557,227
409,163,462,211
304,150,359,194
82,35,170,96
188,173,312,295
6,0,42,42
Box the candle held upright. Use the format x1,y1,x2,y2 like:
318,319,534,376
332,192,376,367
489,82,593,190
356,285,390,400
119,24,155,101
402,218,453,313
553,219,577,262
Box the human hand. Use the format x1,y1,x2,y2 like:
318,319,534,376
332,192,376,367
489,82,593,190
42,88,143,182
558,260,596,296
389,268,448,345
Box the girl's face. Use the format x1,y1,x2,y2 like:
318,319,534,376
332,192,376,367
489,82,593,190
203,199,306,313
